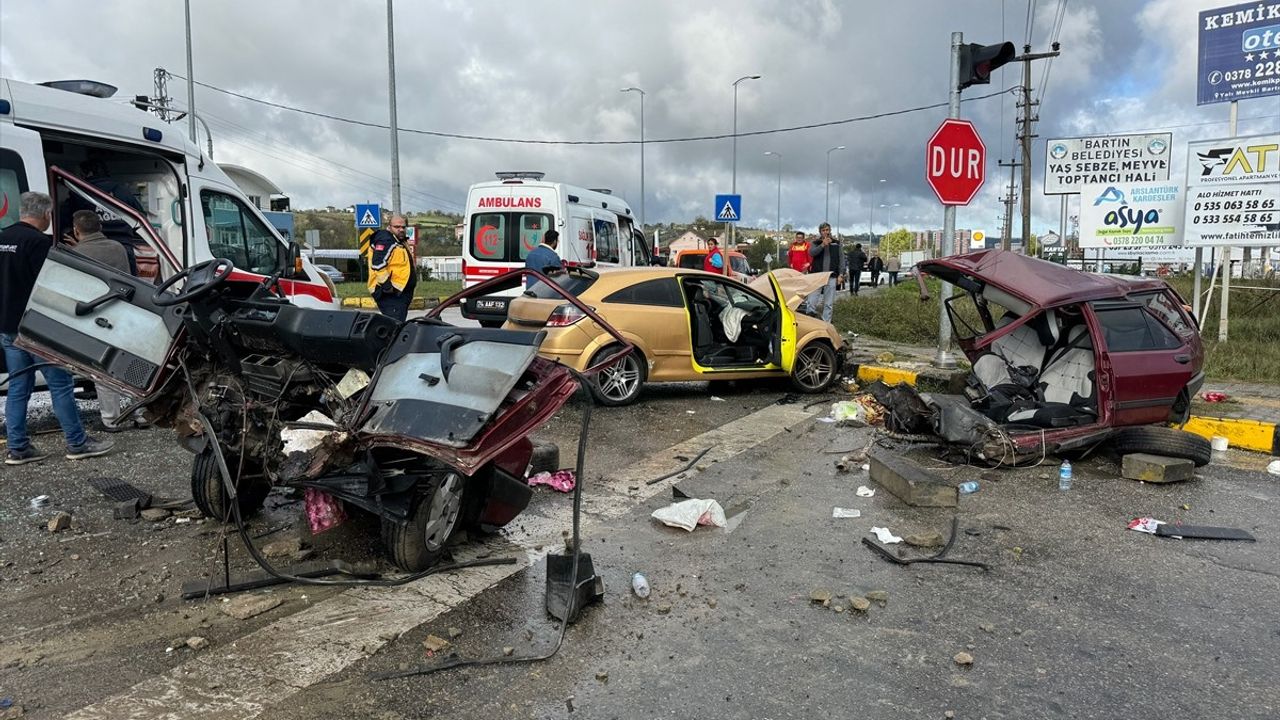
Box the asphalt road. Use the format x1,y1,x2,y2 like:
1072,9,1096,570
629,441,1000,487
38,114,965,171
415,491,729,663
3,381,1278,719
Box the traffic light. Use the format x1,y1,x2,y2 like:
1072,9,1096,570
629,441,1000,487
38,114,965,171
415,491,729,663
958,42,1016,90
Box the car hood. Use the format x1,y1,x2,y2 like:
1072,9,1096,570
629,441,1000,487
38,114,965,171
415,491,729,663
749,269,831,310
918,249,1169,307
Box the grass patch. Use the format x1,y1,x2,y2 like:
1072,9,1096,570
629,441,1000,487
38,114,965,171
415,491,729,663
334,279,462,300
833,273,1280,384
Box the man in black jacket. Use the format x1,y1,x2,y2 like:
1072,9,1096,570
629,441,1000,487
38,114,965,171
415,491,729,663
1,192,113,465
805,223,845,322
845,243,867,296
868,251,884,287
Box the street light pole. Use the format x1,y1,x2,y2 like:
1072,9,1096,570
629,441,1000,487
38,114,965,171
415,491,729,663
731,75,761,249
880,202,900,230
621,87,646,236
183,0,197,145
831,181,842,237
386,0,402,214
824,146,845,223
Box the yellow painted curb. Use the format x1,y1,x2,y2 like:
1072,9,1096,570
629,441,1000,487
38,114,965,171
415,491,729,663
340,297,378,309
856,364,918,387
1181,415,1278,455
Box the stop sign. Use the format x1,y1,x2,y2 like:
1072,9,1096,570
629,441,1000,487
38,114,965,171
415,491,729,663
925,119,986,205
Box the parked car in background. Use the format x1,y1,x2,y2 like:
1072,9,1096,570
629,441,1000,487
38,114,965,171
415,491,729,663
672,248,754,282
883,250,1211,466
314,264,346,283
505,267,843,405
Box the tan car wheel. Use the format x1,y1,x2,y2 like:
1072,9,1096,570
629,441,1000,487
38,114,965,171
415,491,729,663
790,342,838,393
588,346,646,406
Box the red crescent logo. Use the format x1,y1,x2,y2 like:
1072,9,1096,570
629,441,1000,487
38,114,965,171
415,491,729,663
477,225,501,257
0,193,8,219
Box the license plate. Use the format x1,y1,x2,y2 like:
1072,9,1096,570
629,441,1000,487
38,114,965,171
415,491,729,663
475,299,507,311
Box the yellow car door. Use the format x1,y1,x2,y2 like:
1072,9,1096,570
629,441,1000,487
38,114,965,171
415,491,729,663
767,272,799,373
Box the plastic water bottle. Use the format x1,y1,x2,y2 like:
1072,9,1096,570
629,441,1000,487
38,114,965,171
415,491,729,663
1058,460,1073,491
958,481,979,495
631,572,650,599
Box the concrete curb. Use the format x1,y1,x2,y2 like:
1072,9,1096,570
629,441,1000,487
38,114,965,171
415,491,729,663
854,363,1279,456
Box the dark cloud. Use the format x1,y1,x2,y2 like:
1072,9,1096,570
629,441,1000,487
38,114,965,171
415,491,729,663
2,0,1276,235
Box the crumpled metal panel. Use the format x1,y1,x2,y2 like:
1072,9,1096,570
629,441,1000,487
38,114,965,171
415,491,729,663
361,340,539,447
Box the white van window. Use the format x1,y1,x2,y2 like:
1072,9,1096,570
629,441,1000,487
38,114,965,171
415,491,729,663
201,191,281,275
470,212,552,262
593,214,620,264
0,150,29,230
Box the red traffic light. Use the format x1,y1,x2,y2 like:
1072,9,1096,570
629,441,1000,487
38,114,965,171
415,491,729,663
959,42,1016,90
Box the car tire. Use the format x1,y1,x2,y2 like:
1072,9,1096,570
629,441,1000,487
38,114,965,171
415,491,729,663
382,471,466,572
529,440,560,475
790,341,839,393
588,346,646,406
190,448,270,522
1106,426,1212,467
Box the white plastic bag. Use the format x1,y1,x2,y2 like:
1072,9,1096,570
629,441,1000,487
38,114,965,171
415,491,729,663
870,526,902,544
1268,460,1280,476
651,499,727,532
831,401,868,427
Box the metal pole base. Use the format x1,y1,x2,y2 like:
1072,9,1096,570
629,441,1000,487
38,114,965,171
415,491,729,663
933,351,957,369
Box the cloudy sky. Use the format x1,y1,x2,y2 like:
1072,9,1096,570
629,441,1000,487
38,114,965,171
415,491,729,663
1,0,1277,238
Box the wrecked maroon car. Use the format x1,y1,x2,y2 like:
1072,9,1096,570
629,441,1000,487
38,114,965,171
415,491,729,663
14,169,610,572
888,250,1210,466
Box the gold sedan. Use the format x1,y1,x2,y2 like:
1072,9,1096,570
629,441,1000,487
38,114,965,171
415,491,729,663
504,267,846,405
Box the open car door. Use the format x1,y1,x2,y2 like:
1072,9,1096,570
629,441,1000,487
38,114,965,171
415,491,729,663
764,272,800,373
15,167,183,398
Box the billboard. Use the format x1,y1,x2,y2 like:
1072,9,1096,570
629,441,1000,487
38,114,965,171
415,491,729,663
1197,2,1280,105
1183,132,1280,247
1043,133,1172,195
1079,182,1184,249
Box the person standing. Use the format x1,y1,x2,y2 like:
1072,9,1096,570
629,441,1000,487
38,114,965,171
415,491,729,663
868,251,884,287
806,223,845,323
524,229,563,288
703,237,725,274
845,242,867,296
787,231,811,272
1,193,114,465
364,214,416,322
68,211,148,432
886,255,901,286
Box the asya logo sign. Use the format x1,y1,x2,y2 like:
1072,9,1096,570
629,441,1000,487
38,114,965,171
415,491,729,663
1093,185,1178,236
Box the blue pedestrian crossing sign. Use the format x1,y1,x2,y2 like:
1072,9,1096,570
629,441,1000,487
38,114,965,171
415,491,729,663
714,194,742,223
354,203,381,229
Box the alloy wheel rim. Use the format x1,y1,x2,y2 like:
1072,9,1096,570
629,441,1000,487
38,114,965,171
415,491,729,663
423,473,463,551
599,354,640,400
797,346,833,389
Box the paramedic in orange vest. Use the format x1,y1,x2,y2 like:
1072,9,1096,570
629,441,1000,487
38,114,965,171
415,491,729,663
703,237,726,275
365,214,417,321
788,231,811,272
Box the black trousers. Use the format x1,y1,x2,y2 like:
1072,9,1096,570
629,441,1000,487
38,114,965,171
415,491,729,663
376,291,412,322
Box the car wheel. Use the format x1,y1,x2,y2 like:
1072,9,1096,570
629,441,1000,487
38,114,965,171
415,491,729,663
1106,426,1212,467
382,471,466,572
790,342,838,393
588,346,646,406
190,448,270,522
529,440,560,475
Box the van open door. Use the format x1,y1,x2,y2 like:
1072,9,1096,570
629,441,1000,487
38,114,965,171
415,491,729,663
15,167,184,398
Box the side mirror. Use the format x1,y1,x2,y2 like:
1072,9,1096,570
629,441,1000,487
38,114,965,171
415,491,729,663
279,241,303,278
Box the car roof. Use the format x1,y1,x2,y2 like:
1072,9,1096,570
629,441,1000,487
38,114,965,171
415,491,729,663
920,249,1169,307
569,266,749,297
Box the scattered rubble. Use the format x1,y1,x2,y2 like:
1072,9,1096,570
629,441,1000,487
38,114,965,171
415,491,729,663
140,508,171,522
261,537,303,559
47,512,72,533
219,595,283,620
866,590,889,605
953,651,974,666
1121,453,1194,484
809,589,834,605
422,635,451,653
849,596,871,612
185,636,210,651
905,531,946,548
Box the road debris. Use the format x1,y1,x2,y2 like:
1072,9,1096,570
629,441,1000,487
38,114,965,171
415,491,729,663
47,511,71,533
304,488,346,534
849,596,871,612
810,589,834,605
422,634,451,653
866,590,889,605
29,495,50,510
645,447,712,485
528,469,576,493
1201,391,1229,402
185,636,210,651
140,508,170,522
219,594,283,620
1155,523,1256,541
1127,517,1165,534
870,527,903,544
710,396,726,402
863,517,989,570
905,531,945,548
631,572,651,598
651,498,726,531
1122,454,1194,484
832,507,862,519
953,651,974,666
261,537,303,559
856,485,875,498
1269,460,1280,476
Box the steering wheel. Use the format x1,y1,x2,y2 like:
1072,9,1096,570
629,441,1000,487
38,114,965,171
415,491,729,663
153,258,236,307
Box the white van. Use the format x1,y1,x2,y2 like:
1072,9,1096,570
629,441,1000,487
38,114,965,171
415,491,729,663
0,77,338,308
460,172,652,326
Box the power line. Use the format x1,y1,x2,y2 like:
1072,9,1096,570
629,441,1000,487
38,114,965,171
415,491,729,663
1036,0,1069,107
167,72,1018,146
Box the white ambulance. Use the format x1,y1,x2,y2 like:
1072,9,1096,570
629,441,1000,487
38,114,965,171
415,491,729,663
460,172,652,326
0,77,338,308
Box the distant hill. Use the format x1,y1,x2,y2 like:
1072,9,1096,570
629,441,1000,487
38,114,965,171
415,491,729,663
294,208,462,250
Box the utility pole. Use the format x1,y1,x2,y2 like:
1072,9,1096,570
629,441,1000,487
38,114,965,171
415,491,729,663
1013,43,1059,249
998,158,1021,250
